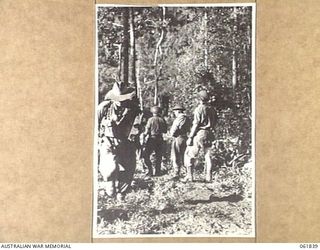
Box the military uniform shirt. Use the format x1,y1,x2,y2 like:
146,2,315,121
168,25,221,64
189,103,217,138
145,115,167,138
170,113,190,137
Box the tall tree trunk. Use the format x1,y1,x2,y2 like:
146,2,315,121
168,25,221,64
154,82,158,105
232,50,236,89
122,8,130,87
114,44,122,81
129,8,137,91
136,51,143,109
232,7,237,90
204,7,208,69
247,22,251,115
154,7,166,106
247,24,251,80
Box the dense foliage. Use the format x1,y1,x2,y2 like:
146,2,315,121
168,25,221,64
97,6,252,145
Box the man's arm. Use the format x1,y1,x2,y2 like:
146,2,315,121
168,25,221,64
97,100,111,128
188,108,201,139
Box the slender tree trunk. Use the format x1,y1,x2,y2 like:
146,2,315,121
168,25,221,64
204,7,208,69
247,24,251,80
136,52,143,109
154,82,158,105
232,50,236,89
154,7,166,106
232,7,237,90
122,8,130,87
247,22,251,115
131,9,143,109
114,44,122,81
129,8,137,91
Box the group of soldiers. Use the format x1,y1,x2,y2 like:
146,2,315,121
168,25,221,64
97,81,217,201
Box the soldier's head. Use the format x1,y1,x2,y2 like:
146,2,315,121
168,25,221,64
172,104,185,116
198,90,210,103
150,106,161,116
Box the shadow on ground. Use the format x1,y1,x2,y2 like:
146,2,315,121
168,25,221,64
131,177,154,192
98,208,129,223
147,205,181,217
184,194,243,205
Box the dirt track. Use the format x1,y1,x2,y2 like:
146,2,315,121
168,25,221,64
97,160,253,236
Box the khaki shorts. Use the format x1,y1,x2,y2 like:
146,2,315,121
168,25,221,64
185,130,213,159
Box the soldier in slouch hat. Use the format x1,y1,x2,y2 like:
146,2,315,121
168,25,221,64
98,81,139,201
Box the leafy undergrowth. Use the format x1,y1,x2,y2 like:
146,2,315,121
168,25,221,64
96,156,253,236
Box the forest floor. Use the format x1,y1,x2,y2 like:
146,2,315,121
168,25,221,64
96,154,254,236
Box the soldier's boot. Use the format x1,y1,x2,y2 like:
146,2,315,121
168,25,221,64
172,159,181,178
170,163,180,180
205,167,212,183
173,168,180,179
116,193,125,202
142,158,153,176
182,165,193,182
154,166,161,176
114,181,126,202
145,165,153,176
104,181,116,198
143,154,153,176
171,153,179,178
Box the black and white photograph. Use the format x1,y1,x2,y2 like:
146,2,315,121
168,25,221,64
93,3,255,237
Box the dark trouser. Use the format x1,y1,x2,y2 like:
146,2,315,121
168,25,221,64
143,137,163,175
171,135,187,176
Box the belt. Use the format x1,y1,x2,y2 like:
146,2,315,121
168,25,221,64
150,135,163,139
175,134,187,138
198,128,211,131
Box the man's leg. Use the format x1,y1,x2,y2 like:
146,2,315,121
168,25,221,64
183,146,197,182
154,139,163,176
143,141,153,175
179,137,187,177
171,139,180,177
99,149,118,197
204,147,213,182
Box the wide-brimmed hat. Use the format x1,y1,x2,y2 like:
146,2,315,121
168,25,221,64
172,104,185,111
104,82,134,103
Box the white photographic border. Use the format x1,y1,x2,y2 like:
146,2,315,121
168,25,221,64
93,2,256,239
